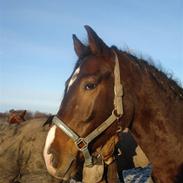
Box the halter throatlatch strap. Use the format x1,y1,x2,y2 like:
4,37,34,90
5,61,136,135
53,50,123,167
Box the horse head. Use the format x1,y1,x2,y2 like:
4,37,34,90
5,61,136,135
43,26,134,181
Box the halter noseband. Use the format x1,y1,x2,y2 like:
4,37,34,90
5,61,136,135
52,50,123,167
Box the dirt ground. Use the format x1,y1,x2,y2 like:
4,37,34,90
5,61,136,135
0,118,153,183
0,118,61,183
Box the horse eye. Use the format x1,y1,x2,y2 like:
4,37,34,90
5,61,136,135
84,83,97,90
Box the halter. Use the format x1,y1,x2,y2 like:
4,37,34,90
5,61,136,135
52,50,123,167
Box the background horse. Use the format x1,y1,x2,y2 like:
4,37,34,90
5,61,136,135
8,110,26,125
44,26,183,183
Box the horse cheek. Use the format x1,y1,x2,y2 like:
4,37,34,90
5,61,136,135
77,90,99,122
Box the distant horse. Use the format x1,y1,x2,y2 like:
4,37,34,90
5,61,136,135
8,110,26,125
43,26,183,183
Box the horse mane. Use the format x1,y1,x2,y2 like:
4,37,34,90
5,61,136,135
65,44,183,100
117,48,183,100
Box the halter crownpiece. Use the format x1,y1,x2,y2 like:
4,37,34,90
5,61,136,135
113,50,123,116
53,50,124,167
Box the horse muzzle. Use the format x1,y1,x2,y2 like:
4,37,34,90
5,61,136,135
43,125,77,180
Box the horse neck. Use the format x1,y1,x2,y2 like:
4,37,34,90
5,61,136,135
125,58,183,136
119,52,183,134
119,52,183,180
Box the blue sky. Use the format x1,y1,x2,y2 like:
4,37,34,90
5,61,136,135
0,0,182,113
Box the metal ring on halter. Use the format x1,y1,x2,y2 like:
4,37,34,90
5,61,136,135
75,138,89,151
112,109,122,119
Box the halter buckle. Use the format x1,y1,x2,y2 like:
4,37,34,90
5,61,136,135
75,138,88,151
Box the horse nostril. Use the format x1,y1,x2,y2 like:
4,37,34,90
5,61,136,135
48,147,59,168
52,156,59,168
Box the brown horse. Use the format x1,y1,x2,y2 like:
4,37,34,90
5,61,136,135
44,26,183,183
8,110,26,125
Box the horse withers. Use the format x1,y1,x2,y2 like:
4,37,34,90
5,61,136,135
43,26,183,183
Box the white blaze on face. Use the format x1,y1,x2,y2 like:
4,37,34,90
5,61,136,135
67,67,80,92
43,125,58,176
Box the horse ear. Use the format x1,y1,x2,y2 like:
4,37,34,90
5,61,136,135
84,25,109,54
72,34,86,57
